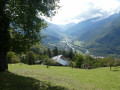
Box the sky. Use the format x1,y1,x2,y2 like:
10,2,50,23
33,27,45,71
45,0,120,25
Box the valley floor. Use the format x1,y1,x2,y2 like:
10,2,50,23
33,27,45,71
1,64,120,90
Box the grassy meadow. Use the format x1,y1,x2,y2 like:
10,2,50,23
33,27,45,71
1,64,120,90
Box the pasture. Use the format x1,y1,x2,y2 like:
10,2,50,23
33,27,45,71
0,64,120,90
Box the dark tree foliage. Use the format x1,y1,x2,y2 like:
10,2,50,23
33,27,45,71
26,51,36,65
53,47,58,56
75,55,84,68
47,48,52,58
62,49,67,57
68,49,74,60
0,0,59,71
107,57,115,71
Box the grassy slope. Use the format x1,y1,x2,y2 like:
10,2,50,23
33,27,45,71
2,64,120,90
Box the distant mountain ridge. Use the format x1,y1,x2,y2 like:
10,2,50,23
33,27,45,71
42,13,120,57
41,23,62,43
66,13,120,57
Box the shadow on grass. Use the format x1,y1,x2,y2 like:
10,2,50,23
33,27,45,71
112,67,120,72
112,69,119,71
0,71,68,90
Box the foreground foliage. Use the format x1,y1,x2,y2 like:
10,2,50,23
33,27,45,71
0,0,59,71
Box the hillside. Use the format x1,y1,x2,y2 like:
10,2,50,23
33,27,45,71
81,13,120,57
41,13,120,57
2,64,119,90
41,23,62,42
64,13,120,57
41,23,62,48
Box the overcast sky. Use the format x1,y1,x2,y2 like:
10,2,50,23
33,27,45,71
46,0,120,25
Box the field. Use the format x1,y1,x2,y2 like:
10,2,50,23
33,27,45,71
74,41,83,47
1,64,120,90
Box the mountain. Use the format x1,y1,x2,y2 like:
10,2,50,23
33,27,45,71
41,22,62,43
41,13,120,57
67,13,120,57
67,17,100,36
41,22,76,43
58,23,76,32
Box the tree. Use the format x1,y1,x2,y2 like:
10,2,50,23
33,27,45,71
43,57,51,68
68,49,74,60
62,49,68,57
26,51,36,65
68,60,74,68
47,48,52,58
75,55,84,68
7,52,15,63
30,44,48,55
107,57,115,71
0,0,59,71
53,47,58,56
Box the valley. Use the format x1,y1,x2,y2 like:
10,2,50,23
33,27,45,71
42,13,120,58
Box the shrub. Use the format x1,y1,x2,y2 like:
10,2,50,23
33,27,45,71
7,51,15,63
93,63,101,68
20,54,27,64
68,61,74,68
26,51,36,65
43,57,51,68
50,61,62,66
7,51,20,63
11,56,20,63
75,55,84,68
36,55,49,62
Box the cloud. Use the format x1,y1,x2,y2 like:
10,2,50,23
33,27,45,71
45,0,120,25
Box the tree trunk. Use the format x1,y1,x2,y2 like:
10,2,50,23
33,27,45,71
110,66,111,71
0,1,10,72
0,51,8,71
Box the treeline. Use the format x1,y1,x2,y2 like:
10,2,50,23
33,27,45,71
7,44,120,70
69,54,120,70
7,44,75,66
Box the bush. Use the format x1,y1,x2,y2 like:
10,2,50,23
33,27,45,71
68,61,74,68
7,51,20,63
93,63,101,68
7,51,15,63
43,57,51,68
26,51,36,65
36,55,49,62
20,54,27,64
11,56,20,63
75,55,84,68
50,61,62,66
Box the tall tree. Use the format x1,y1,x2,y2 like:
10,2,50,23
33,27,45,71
47,48,52,58
75,55,84,68
53,47,58,56
68,49,74,60
107,57,115,71
0,0,59,71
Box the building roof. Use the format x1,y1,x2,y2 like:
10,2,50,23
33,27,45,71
51,55,69,65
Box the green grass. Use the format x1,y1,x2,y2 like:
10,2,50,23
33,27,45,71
1,64,120,90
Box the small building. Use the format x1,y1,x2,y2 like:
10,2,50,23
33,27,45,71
52,55,69,66
35,60,42,64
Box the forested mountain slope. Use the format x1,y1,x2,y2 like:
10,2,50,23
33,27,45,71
70,13,120,57
41,23,62,43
